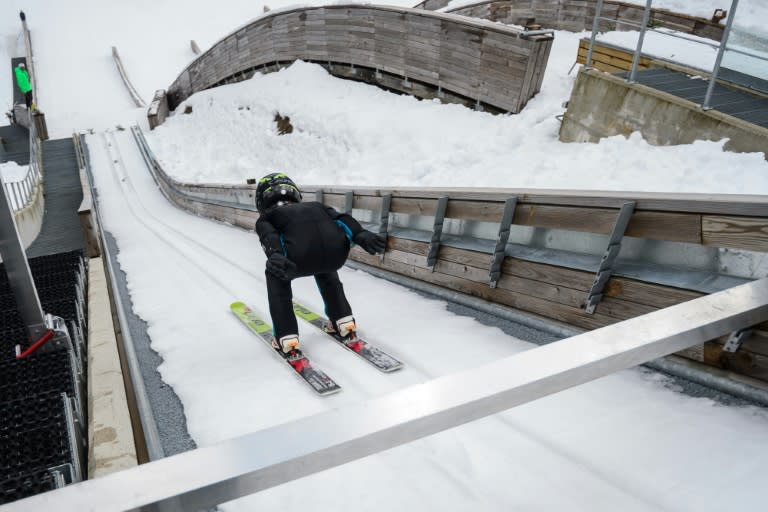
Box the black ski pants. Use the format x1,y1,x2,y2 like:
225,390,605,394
266,270,352,339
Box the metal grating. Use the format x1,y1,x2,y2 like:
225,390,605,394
26,140,85,258
617,68,768,128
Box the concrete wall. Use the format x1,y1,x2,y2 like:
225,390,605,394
87,257,138,478
559,68,768,159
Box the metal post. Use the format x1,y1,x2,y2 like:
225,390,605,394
628,0,654,83
378,194,392,236
0,173,47,340
585,0,606,69
584,201,636,314
378,194,392,260
426,196,449,269
489,197,517,288
344,191,354,215
703,0,740,110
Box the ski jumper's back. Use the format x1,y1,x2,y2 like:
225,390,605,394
256,201,364,277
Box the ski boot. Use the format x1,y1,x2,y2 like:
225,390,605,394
324,315,357,340
273,334,300,353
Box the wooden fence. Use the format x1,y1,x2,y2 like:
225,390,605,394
424,0,724,41
312,186,768,384
164,5,553,116
131,125,768,387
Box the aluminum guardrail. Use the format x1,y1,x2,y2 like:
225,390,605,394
586,0,766,109
4,276,768,511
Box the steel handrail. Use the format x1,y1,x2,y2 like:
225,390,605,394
587,0,762,109
4,276,768,511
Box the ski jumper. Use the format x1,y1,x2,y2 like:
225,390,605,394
256,201,365,339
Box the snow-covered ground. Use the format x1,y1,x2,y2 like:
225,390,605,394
2,1,768,510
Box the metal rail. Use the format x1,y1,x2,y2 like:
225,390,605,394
111,46,146,108
5,276,768,511
586,0,764,109
79,133,165,462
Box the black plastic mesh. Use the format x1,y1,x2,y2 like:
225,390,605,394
0,352,75,403
0,250,87,504
0,426,71,480
0,469,58,505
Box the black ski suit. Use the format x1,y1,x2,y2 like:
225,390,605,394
256,201,365,339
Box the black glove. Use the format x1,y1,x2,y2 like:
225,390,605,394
353,230,386,255
266,252,297,281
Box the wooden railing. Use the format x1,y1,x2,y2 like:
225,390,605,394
164,5,553,117
131,125,768,385
424,0,724,41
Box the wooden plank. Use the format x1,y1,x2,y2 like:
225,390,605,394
396,240,706,310
396,241,668,319
603,277,703,308
502,257,596,291
389,237,430,256
625,211,701,243
702,215,768,252
704,340,768,383
577,40,652,65
576,48,651,72
511,204,701,242
349,248,613,330
391,197,439,216
445,200,505,222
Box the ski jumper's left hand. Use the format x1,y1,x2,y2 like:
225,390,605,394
354,230,386,255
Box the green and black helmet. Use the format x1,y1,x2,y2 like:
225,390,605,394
255,172,302,213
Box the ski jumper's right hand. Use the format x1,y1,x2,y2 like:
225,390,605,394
266,252,297,281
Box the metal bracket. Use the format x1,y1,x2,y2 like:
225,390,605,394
723,328,752,353
584,201,636,314
63,394,85,483
426,196,449,270
489,197,517,288
378,194,392,260
48,463,76,488
344,191,354,215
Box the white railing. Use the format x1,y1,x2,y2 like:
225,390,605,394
2,163,41,212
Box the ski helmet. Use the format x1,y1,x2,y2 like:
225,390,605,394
255,172,302,213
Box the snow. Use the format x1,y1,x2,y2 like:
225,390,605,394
2,1,768,511
147,56,768,194
0,161,27,183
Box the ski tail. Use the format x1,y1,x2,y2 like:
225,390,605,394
292,301,403,372
230,301,341,396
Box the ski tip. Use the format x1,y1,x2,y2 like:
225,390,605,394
230,301,246,309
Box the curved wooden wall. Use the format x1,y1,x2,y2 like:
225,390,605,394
166,5,553,115
417,0,724,41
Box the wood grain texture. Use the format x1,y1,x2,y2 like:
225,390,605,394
166,5,552,115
